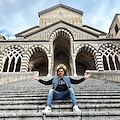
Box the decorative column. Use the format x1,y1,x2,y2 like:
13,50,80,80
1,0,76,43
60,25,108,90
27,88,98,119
112,56,117,70
7,58,12,72
106,56,111,70
95,53,104,71
1,56,5,72
13,58,18,72
72,56,77,76
20,53,29,72
47,56,52,77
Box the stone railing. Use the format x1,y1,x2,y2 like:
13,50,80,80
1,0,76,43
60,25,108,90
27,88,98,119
0,71,39,85
86,70,120,83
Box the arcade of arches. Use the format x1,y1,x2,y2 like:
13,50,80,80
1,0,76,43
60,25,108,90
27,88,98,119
1,34,120,76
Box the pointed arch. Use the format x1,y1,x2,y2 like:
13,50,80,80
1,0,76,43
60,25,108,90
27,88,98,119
49,27,74,42
98,43,120,70
51,28,73,76
74,44,98,75
74,44,97,56
20,44,50,72
1,45,24,72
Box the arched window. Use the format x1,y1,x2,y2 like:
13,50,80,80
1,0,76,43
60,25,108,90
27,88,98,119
99,44,119,70
103,55,109,70
9,57,15,72
109,55,115,70
115,55,120,70
2,47,23,72
15,57,21,72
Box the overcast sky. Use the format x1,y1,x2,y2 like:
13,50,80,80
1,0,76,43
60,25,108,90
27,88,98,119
0,0,120,39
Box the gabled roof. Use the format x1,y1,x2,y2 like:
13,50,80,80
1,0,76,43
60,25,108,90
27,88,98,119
38,3,83,17
83,25,106,34
0,34,6,40
15,26,39,37
16,20,104,39
109,14,120,30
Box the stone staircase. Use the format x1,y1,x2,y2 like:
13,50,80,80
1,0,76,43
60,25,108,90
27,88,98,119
0,76,120,120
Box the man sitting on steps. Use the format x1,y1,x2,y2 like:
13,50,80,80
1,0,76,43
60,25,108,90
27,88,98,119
32,67,92,113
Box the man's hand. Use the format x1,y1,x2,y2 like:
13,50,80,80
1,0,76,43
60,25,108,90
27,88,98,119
84,73,92,79
32,76,39,81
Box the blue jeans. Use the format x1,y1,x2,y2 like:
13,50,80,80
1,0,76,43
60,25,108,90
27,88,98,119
46,88,77,107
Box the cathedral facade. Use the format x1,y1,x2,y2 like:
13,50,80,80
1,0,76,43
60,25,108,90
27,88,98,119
0,4,120,76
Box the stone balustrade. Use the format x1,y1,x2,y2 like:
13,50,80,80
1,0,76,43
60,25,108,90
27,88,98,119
0,71,39,85
86,70,120,82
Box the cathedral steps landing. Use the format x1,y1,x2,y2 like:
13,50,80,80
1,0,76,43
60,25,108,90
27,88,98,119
0,76,120,120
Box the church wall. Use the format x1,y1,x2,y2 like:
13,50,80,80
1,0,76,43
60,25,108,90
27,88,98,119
0,39,119,75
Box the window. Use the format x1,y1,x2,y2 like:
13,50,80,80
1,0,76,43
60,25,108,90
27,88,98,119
59,11,63,16
115,24,119,34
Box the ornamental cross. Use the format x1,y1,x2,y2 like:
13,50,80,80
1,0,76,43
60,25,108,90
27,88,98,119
59,1,62,4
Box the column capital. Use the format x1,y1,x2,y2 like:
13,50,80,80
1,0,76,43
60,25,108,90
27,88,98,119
72,56,76,59
48,56,52,59
47,54,52,57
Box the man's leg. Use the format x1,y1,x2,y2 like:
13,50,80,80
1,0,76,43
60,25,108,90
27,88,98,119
47,89,66,107
68,88,81,112
46,89,55,107
68,88,77,106
42,89,54,113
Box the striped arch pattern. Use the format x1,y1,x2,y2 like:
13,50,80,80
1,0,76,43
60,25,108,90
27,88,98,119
98,43,120,70
20,44,50,72
74,44,103,70
0,45,24,72
49,28,74,42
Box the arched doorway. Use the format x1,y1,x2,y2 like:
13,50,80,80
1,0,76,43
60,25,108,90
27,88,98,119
76,50,96,75
28,47,48,76
53,29,72,76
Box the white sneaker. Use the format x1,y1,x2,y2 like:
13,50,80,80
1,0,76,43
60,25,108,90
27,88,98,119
73,105,81,112
42,106,51,113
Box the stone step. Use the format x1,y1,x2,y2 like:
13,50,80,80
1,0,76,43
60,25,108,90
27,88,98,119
0,95,120,101
1,103,120,109
0,111,120,120
0,94,120,99
0,104,120,113
1,91,120,96
1,108,120,116
1,89,120,93
0,99,120,105
2,90,120,93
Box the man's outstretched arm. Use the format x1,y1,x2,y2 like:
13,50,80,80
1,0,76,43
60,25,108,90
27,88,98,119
70,73,92,84
32,76,53,85
84,73,92,79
